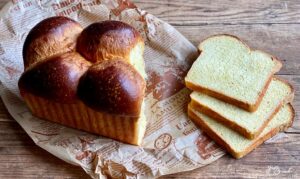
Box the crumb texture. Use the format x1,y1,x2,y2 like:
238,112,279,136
186,35,279,104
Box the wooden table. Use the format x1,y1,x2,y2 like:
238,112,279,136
1,0,299,178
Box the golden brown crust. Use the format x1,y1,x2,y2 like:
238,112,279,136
188,104,294,159
188,106,240,158
76,20,143,63
198,34,251,51
186,80,255,111
190,77,294,139
190,34,283,112
77,59,146,117
285,104,295,130
235,104,295,158
190,99,253,139
19,52,91,103
23,94,143,145
23,16,83,69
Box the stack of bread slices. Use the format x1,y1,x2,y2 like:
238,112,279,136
185,35,295,159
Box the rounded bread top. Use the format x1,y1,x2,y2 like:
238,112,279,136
76,20,143,63
23,16,83,69
77,59,146,117
19,52,91,103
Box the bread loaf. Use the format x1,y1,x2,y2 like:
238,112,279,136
18,17,147,145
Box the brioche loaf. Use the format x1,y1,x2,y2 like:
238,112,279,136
188,104,294,159
185,35,282,112
18,17,147,145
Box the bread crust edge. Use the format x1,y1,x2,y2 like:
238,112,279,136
188,103,294,159
190,77,294,139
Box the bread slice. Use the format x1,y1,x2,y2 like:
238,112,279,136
185,35,282,112
188,103,294,159
190,77,294,139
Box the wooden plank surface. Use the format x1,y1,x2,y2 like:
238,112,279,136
0,0,299,178
134,0,300,25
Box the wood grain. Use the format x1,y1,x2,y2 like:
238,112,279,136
134,0,300,25
0,99,11,121
1,0,300,179
0,119,90,178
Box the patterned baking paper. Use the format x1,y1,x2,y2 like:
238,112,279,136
0,0,225,178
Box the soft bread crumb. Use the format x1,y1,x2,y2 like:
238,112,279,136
185,35,281,109
129,42,147,78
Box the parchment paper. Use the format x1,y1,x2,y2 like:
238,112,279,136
0,0,227,178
